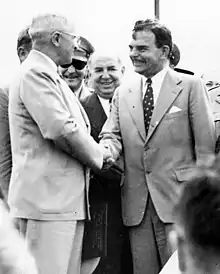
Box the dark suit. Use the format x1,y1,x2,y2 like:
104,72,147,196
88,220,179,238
81,93,132,274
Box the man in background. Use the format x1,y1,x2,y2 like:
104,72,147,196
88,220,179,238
82,52,132,274
174,160,220,274
208,84,220,139
59,36,94,101
100,18,215,274
8,13,104,274
169,43,180,69
0,26,32,201
16,26,32,63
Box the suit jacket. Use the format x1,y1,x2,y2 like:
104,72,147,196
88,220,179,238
81,92,123,258
82,93,123,185
0,88,11,200
81,93,107,143
100,69,216,225
8,49,103,221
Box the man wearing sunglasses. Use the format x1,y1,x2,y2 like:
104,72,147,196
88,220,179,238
8,13,104,274
59,36,94,101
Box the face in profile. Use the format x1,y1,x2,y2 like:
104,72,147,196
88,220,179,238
60,58,87,91
129,30,164,78
89,55,124,99
56,26,78,66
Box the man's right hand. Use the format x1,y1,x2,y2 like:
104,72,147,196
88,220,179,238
100,144,115,168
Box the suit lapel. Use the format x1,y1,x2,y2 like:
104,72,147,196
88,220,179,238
74,94,91,130
126,76,146,141
145,70,182,143
89,93,107,129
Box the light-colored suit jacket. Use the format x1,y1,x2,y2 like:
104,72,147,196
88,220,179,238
8,50,103,221
100,69,215,225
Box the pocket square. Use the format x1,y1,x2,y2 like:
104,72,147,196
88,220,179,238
168,106,182,114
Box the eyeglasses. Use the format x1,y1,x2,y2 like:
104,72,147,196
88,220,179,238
58,30,78,40
60,58,87,70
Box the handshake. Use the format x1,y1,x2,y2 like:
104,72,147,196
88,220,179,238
100,143,115,169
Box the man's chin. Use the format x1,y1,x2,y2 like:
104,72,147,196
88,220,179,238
133,67,145,75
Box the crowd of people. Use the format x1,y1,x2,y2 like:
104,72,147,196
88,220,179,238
0,12,219,274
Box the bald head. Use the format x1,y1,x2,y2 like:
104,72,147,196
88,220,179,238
88,51,125,99
88,51,123,69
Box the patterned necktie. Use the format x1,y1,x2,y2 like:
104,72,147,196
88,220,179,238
143,78,154,135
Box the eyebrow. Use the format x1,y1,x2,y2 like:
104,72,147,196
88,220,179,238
107,65,117,69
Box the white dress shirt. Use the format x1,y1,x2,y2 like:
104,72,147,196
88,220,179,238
142,64,169,104
97,95,111,118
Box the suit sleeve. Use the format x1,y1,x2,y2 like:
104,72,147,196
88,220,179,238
189,77,216,164
99,87,123,161
20,68,103,170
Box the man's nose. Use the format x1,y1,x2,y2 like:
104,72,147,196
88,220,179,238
101,70,110,78
130,48,138,58
67,65,76,73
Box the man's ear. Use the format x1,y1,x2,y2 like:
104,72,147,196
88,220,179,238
51,32,61,47
17,47,28,63
161,45,170,59
121,66,125,75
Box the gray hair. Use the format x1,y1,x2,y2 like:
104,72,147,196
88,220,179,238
29,13,75,42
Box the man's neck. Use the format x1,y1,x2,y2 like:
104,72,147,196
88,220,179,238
33,45,59,66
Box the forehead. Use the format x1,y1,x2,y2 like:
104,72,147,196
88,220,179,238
64,22,76,34
91,55,120,68
130,30,157,47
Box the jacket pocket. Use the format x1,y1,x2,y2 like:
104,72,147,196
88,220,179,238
174,167,196,183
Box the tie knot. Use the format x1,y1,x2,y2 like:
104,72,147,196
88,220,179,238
146,78,152,85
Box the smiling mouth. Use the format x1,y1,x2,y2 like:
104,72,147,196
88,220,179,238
133,60,144,65
100,81,114,85
64,75,78,80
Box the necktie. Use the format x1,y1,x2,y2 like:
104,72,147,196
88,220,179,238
143,78,154,135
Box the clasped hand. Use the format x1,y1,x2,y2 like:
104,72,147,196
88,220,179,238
100,144,115,169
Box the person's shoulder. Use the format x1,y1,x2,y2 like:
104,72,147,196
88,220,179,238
117,72,142,94
170,69,203,87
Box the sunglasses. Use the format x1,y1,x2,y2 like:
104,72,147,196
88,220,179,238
60,59,87,70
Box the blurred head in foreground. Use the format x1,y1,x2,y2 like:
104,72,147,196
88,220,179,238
174,158,220,274
0,201,37,274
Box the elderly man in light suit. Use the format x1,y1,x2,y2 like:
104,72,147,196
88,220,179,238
100,19,215,274
8,14,104,274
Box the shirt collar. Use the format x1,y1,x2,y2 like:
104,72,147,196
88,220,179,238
151,63,169,85
142,63,169,85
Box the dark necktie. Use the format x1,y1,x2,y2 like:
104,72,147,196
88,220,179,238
143,78,154,135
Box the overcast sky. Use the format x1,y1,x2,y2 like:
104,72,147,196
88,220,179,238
0,0,219,86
